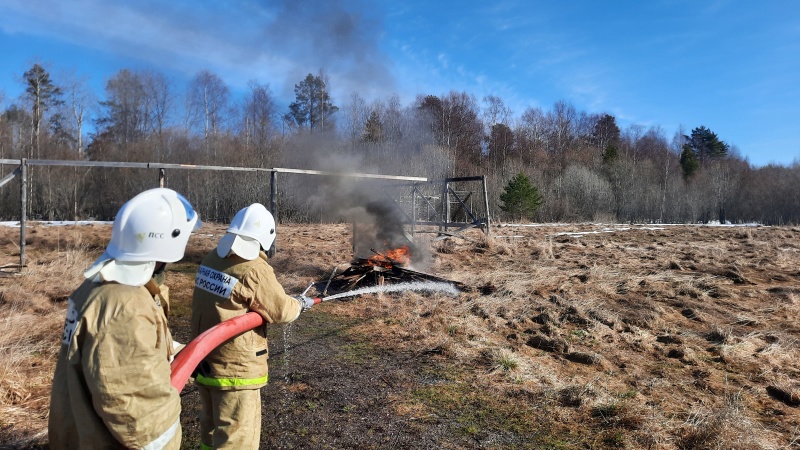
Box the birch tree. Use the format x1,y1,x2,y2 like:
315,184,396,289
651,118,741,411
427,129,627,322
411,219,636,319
187,70,230,152
62,72,94,155
242,81,278,166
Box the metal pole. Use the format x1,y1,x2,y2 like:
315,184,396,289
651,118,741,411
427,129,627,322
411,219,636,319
482,175,491,236
411,183,417,238
158,168,165,187
352,220,357,257
20,159,27,272
443,181,450,232
268,171,277,257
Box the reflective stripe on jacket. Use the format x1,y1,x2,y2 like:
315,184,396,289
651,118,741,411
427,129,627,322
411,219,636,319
49,279,181,450
191,251,301,390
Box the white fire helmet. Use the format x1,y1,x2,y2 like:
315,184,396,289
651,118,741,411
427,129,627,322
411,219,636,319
84,188,201,286
216,203,275,260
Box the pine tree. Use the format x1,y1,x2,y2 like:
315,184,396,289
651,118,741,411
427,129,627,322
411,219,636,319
284,72,338,133
684,126,728,163
362,110,384,143
680,144,701,179
499,172,543,221
602,144,619,165
24,63,63,159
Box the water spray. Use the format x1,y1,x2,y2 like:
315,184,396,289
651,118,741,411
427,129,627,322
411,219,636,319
320,281,459,301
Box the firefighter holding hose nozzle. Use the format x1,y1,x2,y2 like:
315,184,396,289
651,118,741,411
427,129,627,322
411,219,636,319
49,188,202,450
190,203,313,450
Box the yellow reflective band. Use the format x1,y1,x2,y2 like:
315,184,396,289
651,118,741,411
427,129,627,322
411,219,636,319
195,373,269,387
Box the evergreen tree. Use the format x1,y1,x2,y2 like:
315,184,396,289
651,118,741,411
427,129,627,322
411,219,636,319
284,72,338,133
680,144,700,179
602,144,619,165
684,126,728,163
592,113,620,151
362,110,384,143
499,172,543,221
23,63,63,159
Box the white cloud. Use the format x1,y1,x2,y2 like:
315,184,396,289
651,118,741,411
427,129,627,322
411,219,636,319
437,53,449,69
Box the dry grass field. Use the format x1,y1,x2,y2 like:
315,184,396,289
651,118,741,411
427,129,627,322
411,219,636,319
1,221,799,449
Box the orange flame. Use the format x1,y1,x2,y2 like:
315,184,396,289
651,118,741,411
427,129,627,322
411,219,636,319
366,245,411,267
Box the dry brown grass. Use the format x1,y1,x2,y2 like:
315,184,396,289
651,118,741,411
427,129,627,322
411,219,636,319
676,390,782,449
0,235,95,446
2,222,800,448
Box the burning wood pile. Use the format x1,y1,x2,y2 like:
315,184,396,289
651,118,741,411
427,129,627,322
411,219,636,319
314,196,465,297
319,245,465,296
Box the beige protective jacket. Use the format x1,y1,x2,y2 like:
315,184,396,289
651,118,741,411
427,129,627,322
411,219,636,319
191,251,301,390
49,279,181,450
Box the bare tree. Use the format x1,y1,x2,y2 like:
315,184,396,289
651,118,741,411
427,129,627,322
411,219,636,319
61,71,95,156
141,70,172,144
707,156,747,224
341,92,370,145
516,106,546,167
383,94,405,143
482,95,514,177
547,100,577,162
482,95,512,130
187,70,230,154
417,91,482,175
95,69,147,148
242,81,278,166
561,165,613,220
487,123,514,178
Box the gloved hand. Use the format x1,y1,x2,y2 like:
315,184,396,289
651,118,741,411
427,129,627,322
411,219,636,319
295,295,315,311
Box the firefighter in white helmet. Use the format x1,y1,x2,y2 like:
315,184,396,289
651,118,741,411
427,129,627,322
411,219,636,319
190,203,312,450
49,188,201,450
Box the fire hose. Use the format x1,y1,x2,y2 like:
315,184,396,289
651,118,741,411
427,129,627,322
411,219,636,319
170,297,322,392
169,278,458,391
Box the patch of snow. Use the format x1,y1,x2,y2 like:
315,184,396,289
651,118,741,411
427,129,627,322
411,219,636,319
497,223,573,228
495,221,764,238
498,222,762,229
0,220,113,228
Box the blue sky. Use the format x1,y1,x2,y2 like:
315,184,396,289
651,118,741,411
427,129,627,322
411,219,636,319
1,0,798,167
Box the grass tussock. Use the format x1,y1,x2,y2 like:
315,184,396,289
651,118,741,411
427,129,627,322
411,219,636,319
677,391,780,450
488,347,522,374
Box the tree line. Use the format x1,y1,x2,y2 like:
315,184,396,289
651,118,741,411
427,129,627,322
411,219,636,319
1,63,799,225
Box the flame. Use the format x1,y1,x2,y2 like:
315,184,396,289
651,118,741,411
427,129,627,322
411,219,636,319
366,245,411,267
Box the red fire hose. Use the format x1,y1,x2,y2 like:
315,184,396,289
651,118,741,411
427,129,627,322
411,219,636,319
170,298,322,392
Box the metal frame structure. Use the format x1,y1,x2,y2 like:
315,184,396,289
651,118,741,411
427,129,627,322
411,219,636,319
408,175,491,236
0,158,427,272
382,175,491,236
351,175,491,256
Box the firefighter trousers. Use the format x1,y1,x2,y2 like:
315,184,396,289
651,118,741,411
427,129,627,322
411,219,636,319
198,385,261,450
